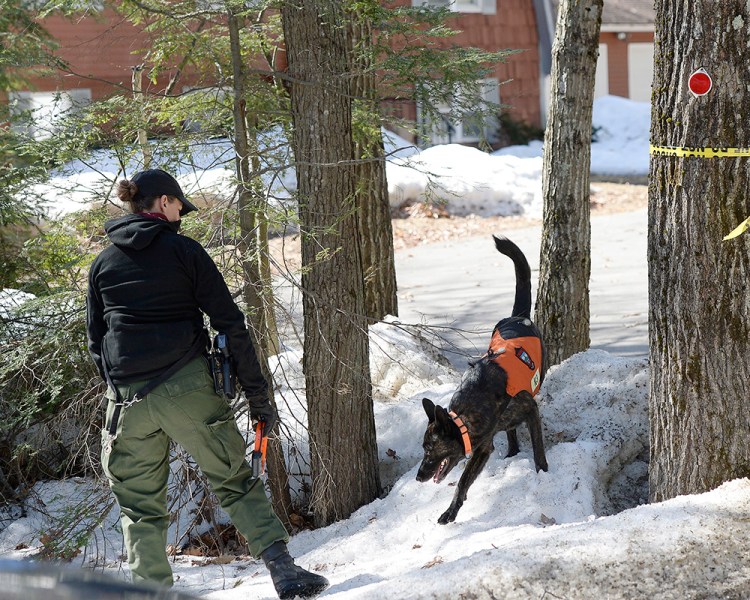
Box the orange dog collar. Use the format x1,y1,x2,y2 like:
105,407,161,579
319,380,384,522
448,410,473,459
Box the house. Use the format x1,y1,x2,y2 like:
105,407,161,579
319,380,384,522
595,0,655,102
12,2,547,148
546,0,655,106
400,0,655,143
8,8,156,140
387,0,546,147
10,1,654,146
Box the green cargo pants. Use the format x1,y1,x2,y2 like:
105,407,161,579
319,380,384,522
100,357,288,587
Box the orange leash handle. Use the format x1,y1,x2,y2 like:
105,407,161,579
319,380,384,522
251,419,267,477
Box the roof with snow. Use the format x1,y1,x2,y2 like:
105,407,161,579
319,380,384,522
602,0,655,27
550,0,655,28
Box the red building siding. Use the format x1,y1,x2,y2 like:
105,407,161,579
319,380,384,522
25,2,542,138
392,0,542,128
26,9,154,99
600,31,653,98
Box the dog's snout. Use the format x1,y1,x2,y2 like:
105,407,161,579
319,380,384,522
416,463,432,483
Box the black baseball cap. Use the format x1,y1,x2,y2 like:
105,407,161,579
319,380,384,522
131,169,198,216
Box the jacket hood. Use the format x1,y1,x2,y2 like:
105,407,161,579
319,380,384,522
104,214,181,250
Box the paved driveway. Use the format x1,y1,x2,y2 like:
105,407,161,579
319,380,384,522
395,208,648,369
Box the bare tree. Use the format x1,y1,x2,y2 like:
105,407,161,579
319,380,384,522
649,0,750,502
535,0,603,366
281,0,381,526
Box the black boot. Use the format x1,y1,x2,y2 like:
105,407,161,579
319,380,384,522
261,541,329,599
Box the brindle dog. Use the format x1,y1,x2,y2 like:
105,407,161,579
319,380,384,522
416,235,549,524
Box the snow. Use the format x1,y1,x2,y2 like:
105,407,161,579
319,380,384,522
0,289,35,320
33,95,649,222
387,144,544,218
493,94,651,179
3,95,749,598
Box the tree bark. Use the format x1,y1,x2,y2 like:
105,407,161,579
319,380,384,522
282,0,381,526
535,0,602,367
649,0,750,502
228,8,292,526
132,64,152,169
349,13,399,321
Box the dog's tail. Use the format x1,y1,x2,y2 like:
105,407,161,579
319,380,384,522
493,234,532,319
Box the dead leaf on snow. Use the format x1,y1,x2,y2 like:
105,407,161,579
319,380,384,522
422,556,444,569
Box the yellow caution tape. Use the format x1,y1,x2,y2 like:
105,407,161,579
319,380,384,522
723,217,750,241
651,146,749,240
650,145,750,158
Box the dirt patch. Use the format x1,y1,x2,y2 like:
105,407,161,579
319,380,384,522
391,181,647,250
269,182,647,267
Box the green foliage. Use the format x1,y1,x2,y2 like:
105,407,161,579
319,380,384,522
0,127,52,228
495,112,544,147
0,290,103,495
0,0,75,242
359,0,516,143
118,0,288,126
18,231,91,296
0,0,63,91
0,209,105,498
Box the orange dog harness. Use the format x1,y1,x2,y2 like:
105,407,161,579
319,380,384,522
487,329,543,397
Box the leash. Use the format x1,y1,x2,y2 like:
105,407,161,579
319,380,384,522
251,417,268,477
102,334,206,452
448,411,473,459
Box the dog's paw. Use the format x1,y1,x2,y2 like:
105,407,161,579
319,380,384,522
438,509,457,525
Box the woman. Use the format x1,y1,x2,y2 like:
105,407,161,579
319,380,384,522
86,168,327,599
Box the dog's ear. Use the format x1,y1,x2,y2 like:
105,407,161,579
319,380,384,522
434,405,463,440
434,404,452,430
422,397,436,422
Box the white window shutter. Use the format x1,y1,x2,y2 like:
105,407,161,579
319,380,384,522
481,78,500,142
481,0,496,15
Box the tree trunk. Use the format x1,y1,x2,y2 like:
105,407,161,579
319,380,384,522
282,0,381,526
649,0,750,502
132,64,152,169
228,8,292,527
535,0,602,367
349,13,399,321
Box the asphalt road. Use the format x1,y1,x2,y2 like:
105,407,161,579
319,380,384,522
394,208,649,370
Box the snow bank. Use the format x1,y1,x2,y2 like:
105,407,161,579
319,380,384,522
590,95,651,177
30,96,651,222
387,144,544,218
3,323,749,600
493,95,651,179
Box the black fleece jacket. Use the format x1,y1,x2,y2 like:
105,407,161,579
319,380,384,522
86,214,268,399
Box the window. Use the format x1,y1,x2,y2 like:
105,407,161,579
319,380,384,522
418,78,500,146
413,0,496,15
9,89,92,140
